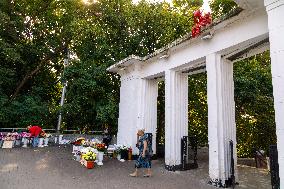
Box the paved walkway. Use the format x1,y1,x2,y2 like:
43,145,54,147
0,146,271,189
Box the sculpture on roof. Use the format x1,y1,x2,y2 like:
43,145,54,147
191,10,212,38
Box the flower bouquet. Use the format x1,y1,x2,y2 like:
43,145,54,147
120,145,129,160
114,144,129,160
81,151,96,161
96,143,106,152
71,137,85,153
0,133,4,147
12,132,21,146
21,132,31,147
2,133,15,148
3,133,16,141
21,132,31,138
81,149,96,169
96,143,106,165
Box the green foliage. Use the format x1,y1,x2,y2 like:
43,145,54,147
234,51,275,157
157,81,165,145
62,61,119,131
209,0,238,19
63,0,202,132
208,0,276,158
0,0,202,130
0,0,77,128
188,73,207,146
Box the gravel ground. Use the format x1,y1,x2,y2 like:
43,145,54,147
0,146,271,189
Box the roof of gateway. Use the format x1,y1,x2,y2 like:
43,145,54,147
107,7,243,73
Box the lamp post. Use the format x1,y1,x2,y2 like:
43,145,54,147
56,49,70,132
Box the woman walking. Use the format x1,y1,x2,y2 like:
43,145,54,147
130,129,152,177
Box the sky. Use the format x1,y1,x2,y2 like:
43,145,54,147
132,0,211,12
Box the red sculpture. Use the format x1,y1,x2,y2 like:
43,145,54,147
192,10,212,38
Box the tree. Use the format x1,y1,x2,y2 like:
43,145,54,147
234,51,275,157
0,0,82,128
62,0,202,132
209,0,238,19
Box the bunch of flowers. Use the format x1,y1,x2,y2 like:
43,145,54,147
191,10,212,38
11,132,20,139
0,133,4,140
96,143,106,152
114,144,129,154
81,150,96,161
71,137,85,146
21,132,31,138
89,141,97,147
3,133,17,141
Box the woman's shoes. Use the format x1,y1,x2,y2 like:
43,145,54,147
129,172,151,177
143,174,151,177
129,173,138,177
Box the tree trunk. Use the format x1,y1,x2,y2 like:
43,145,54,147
9,61,44,101
9,45,67,101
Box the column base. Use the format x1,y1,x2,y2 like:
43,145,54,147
165,163,198,171
208,178,239,188
165,164,182,171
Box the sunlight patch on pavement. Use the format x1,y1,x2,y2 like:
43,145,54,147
0,163,18,172
35,158,49,170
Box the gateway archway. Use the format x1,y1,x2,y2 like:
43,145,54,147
107,0,284,187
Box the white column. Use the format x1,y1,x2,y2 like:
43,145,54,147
117,73,158,155
206,53,237,187
137,79,158,155
117,74,142,152
265,1,284,187
164,70,188,171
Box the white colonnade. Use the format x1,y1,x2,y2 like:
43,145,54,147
265,0,284,186
108,0,284,187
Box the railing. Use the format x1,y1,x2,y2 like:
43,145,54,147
269,145,280,189
181,136,198,171
0,128,103,134
255,149,268,169
229,140,236,189
189,136,198,166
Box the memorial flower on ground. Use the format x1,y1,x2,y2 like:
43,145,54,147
71,137,85,146
81,151,96,161
21,132,31,138
96,143,106,152
114,144,129,154
0,132,4,140
3,133,16,141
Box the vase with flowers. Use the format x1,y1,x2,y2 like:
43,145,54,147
0,133,4,147
21,132,31,147
96,143,106,165
81,150,96,169
120,145,129,160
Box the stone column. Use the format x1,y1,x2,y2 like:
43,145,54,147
206,53,238,187
117,73,142,152
117,70,159,155
137,79,158,155
265,0,284,187
164,70,188,171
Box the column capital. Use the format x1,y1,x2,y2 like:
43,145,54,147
264,0,284,11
